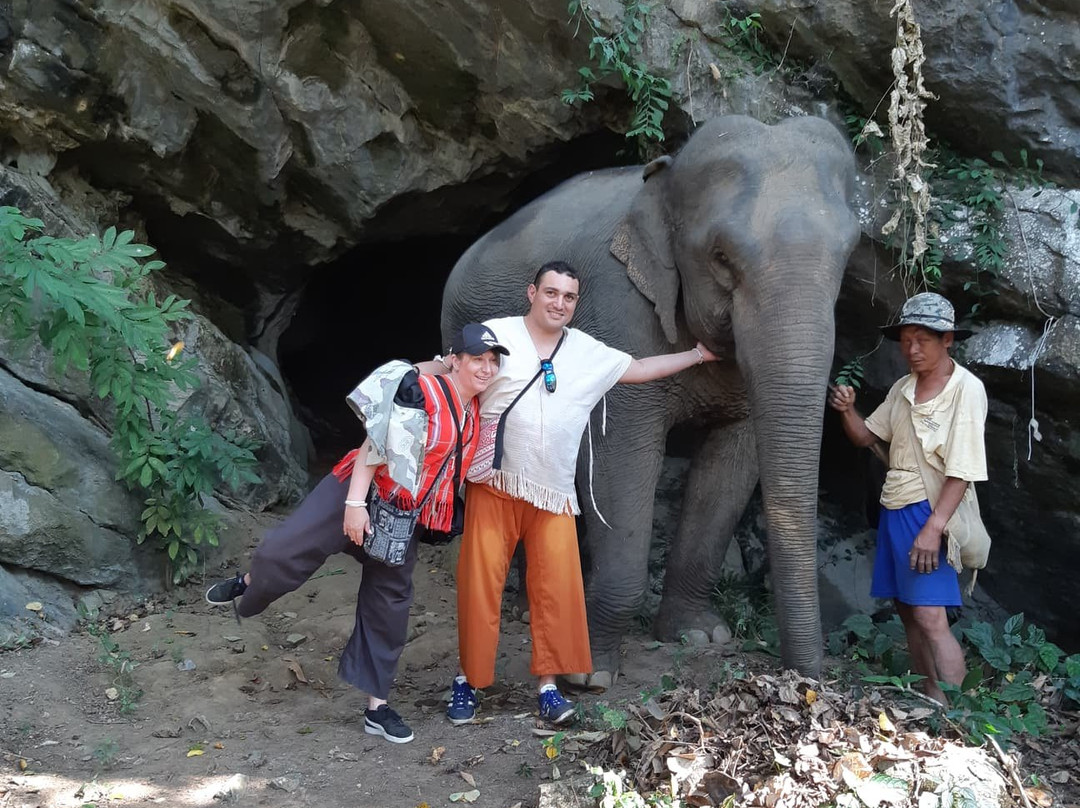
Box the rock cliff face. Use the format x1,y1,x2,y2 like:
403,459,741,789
3,0,623,342
0,0,1077,643
0,164,309,636
753,0,1080,182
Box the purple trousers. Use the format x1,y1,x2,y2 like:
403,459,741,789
238,473,418,700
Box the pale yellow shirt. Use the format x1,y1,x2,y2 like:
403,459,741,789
864,362,988,510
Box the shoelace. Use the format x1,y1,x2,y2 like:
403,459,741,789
540,691,564,707
371,706,402,722
451,686,475,707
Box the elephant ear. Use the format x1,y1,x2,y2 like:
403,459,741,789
610,156,680,344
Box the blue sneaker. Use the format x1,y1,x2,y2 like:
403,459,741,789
447,676,478,725
538,687,576,725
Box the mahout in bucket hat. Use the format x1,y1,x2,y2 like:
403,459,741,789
880,292,973,342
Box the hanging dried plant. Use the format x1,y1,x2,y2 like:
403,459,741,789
884,0,937,287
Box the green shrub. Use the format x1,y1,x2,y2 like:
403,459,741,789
827,613,911,678
0,206,260,582
837,609,1072,747
562,1,672,143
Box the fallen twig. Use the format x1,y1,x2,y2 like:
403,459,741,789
668,711,710,747
988,735,1034,808
870,684,972,739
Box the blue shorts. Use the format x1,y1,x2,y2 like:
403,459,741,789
871,500,962,607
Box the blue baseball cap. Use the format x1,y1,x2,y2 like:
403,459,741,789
449,323,510,356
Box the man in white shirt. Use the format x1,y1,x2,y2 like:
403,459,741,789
828,293,987,704
439,261,719,724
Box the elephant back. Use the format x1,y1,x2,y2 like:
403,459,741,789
440,165,651,346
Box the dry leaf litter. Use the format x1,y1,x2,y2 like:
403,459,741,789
572,665,1079,808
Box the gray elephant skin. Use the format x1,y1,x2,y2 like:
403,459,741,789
441,115,860,683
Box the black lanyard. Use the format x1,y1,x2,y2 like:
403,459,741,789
493,331,565,471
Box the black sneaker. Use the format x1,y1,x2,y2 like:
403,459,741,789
364,705,414,744
205,573,248,605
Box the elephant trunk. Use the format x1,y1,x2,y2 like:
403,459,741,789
736,279,838,678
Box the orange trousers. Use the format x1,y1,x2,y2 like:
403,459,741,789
457,483,592,688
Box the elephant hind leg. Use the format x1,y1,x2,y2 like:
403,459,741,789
654,420,758,645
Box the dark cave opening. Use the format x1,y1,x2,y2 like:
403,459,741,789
277,127,637,462
277,234,472,463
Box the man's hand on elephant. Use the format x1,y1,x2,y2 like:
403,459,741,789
909,525,943,574
827,384,856,413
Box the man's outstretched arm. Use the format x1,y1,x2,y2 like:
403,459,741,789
618,342,720,385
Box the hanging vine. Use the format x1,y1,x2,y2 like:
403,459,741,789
879,0,938,293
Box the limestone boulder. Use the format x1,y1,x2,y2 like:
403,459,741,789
168,311,312,511
0,564,84,648
0,366,151,586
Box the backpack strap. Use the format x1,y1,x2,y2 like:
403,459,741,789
434,375,466,498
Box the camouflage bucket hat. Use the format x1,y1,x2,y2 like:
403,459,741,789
880,292,973,341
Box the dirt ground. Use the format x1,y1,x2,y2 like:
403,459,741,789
4,511,1079,808
0,514,742,808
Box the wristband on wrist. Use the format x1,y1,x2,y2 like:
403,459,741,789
692,346,705,365
344,500,367,508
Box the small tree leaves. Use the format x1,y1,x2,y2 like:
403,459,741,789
562,1,671,143
0,206,261,584
834,358,865,390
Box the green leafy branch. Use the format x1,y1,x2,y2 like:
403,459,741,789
938,613,1062,745
717,10,777,74
918,148,1055,316
0,206,260,583
838,98,887,158
832,357,866,390
562,0,672,143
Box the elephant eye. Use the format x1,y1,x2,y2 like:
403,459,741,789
711,250,736,290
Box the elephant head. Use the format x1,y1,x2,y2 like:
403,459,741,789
612,115,861,676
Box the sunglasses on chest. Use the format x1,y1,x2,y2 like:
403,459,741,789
540,359,556,393
534,332,565,395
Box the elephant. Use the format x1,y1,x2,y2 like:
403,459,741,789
440,114,861,683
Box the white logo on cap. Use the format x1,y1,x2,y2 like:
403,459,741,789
481,330,496,344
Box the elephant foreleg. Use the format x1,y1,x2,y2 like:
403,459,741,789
654,419,759,644
575,405,669,690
